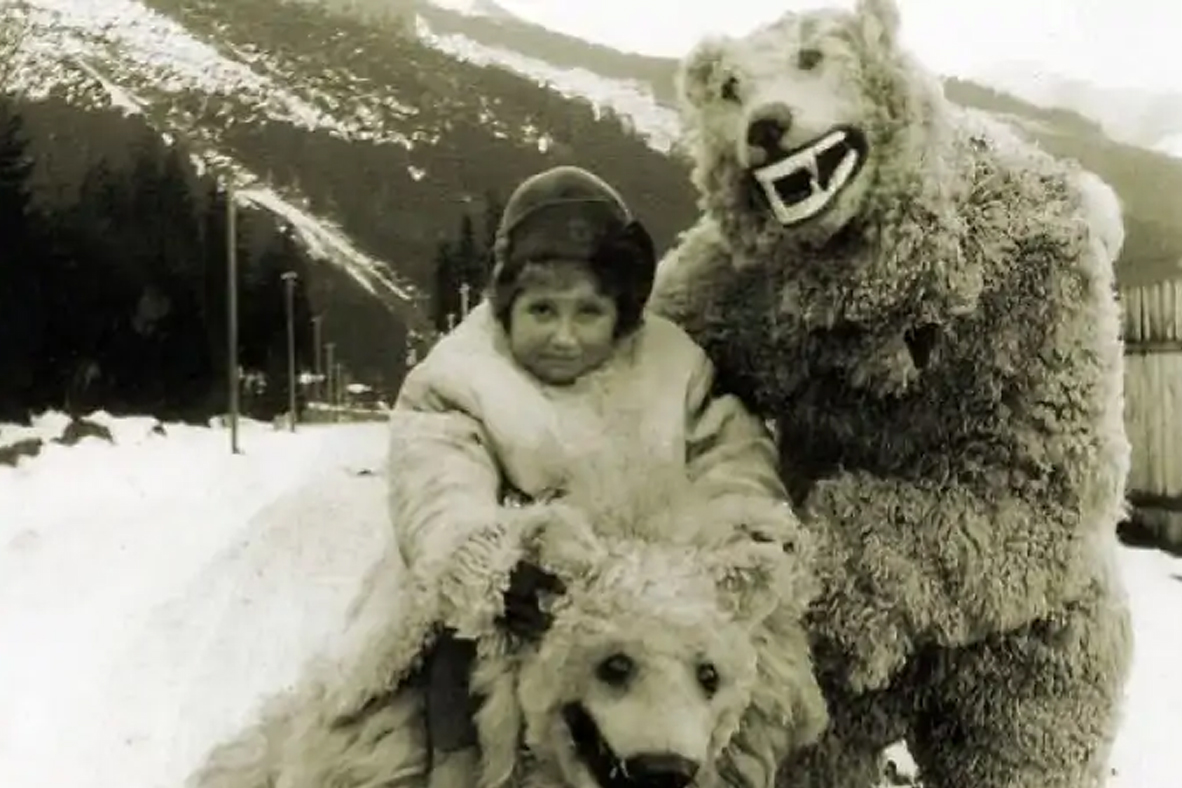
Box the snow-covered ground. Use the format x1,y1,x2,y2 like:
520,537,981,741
0,412,1180,787
0,412,394,788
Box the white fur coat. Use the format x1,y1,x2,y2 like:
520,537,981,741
385,302,796,647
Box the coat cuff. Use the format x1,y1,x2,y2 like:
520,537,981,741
436,519,533,640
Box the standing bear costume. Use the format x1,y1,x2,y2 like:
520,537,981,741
647,0,1134,786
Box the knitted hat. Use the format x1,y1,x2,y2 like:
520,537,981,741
488,166,656,336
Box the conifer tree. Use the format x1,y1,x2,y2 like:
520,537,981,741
0,99,41,419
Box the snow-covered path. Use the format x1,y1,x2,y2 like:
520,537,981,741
96,463,391,787
1,414,1180,787
0,418,393,788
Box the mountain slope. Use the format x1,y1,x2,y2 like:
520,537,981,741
6,0,700,382
981,60,1182,154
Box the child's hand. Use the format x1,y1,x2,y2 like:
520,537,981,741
497,560,566,641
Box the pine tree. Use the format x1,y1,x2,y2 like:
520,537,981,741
0,99,42,419
454,212,483,314
0,101,34,233
431,237,460,332
479,188,503,295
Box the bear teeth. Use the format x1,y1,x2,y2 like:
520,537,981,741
753,129,844,186
752,128,862,225
804,153,821,193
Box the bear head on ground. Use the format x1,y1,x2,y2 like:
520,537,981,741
472,473,828,788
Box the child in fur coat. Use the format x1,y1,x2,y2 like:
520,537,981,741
390,165,807,788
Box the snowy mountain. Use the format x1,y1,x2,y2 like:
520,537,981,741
979,60,1182,158
424,0,519,20
404,2,1182,286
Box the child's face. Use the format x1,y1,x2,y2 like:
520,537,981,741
507,262,619,385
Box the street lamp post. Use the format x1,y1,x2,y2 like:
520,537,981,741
325,341,336,411
311,314,323,403
226,180,241,454
281,270,298,432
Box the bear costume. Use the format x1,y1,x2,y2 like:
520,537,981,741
647,0,1134,786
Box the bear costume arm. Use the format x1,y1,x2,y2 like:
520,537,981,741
653,172,1130,694
800,225,1130,692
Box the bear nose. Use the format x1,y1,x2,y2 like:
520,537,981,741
745,104,794,155
623,753,700,788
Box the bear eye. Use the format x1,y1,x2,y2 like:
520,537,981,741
596,653,636,687
696,662,720,696
719,75,740,102
797,48,823,70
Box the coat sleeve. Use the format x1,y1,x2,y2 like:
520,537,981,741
680,339,827,788
386,404,502,573
385,371,532,640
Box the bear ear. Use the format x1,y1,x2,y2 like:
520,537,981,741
677,37,731,107
855,0,901,47
521,497,607,580
707,539,790,624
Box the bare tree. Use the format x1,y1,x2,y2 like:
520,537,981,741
0,1,32,95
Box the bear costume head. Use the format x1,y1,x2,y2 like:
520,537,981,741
470,473,828,788
672,0,985,328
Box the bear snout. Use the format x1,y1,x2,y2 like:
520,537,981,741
745,103,795,163
621,752,700,788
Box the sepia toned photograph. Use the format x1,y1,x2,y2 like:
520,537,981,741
1,1,1179,787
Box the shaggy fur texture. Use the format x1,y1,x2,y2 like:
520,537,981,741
186,471,828,788
647,0,1135,785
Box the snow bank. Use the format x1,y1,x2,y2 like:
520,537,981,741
1108,546,1182,788
0,414,391,788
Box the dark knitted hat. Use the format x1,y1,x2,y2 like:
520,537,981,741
488,166,656,336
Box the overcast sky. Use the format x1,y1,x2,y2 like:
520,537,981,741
495,0,1182,94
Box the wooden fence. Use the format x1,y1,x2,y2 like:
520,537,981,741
1121,278,1182,547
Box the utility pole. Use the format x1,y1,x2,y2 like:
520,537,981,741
226,180,241,454
325,341,336,411
311,314,323,403
281,270,298,432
